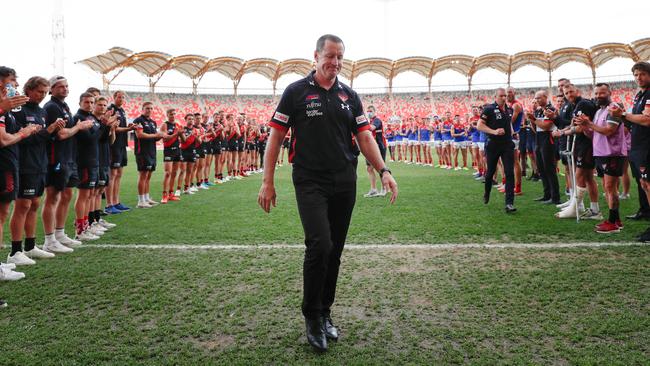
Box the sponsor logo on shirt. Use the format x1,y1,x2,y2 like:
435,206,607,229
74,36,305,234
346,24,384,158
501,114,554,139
306,101,323,117
338,92,348,103
306,94,319,101
273,111,289,124
356,115,368,125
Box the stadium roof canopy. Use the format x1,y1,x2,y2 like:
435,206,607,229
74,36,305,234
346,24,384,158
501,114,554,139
77,38,650,94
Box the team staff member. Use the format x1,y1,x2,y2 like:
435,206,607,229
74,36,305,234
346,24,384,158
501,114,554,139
10,76,66,260
42,76,93,250
364,105,386,197
0,69,40,265
133,102,163,208
91,96,117,232
258,35,397,352
106,90,132,214
161,108,182,203
609,61,650,242
526,90,560,204
477,88,516,213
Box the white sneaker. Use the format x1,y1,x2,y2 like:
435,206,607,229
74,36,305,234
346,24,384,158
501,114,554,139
234,176,243,180
56,233,82,247
580,208,603,220
98,219,116,229
147,199,159,206
89,223,106,236
378,189,387,197
199,184,209,190
0,266,25,281
0,263,16,270
184,189,195,195
75,231,98,241
137,202,152,209
189,186,199,193
363,189,378,198
25,247,55,259
43,239,73,253
175,189,182,196
619,193,630,200
7,252,36,266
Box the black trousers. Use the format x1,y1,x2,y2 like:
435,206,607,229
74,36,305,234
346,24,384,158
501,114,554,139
484,139,515,205
535,132,560,202
629,158,650,214
292,162,357,319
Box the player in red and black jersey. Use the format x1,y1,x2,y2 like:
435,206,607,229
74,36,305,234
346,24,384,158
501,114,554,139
160,108,183,203
179,114,197,194
212,112,226,183
133,102,164,208
224,114,241,180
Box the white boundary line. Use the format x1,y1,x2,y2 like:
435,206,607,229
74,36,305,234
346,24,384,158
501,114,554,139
82,242,648,250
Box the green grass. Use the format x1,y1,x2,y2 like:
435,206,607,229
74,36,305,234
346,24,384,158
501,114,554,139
0,246,648,365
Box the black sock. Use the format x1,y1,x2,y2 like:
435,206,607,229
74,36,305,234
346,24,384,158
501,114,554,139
10,241,22,256
94,210,101,222
609,208,619,223
24,237,36,251
88,212,94,225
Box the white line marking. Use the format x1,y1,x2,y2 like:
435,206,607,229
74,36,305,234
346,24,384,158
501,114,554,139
82,242,648,250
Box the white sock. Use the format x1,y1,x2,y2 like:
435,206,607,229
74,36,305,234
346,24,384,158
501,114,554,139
145,193,150,201
45,233,55,242
55,228,64,236
590,202,600,213
138,195,144,203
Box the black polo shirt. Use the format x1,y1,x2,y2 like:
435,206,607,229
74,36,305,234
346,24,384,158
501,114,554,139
556,98,573,129
479,102,513,142
370,116,384,148
0,112,20,171
269,71,370,171
571,97,597,151
44,97,75,166
133,115,158,158
108,104,128,150
96,116,111,168
13,102,51,174
74,109,102,168
630,89,650,163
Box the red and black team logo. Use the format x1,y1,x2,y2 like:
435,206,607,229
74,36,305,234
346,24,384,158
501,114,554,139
641,166,648,180
338,92,348,103
306,94,319,101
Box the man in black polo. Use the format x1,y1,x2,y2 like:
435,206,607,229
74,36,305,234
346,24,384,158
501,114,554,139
477,88,516,213
106,90,133,214
258,34,398,352
609,61,650,242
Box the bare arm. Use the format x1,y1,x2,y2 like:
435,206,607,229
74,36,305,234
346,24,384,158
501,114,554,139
258,127,287,213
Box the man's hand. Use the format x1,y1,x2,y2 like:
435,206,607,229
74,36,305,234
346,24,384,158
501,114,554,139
257,181,276,213
608,104,623,118
381,173,398,204
494,128,505,136
552,129,563,138
78,120,94,130
0,95,29,112
46,118,66,134
19,124,41,137
544,108,557,119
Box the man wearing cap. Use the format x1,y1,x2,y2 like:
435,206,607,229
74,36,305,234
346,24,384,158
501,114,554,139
258,34,398,352
42,76,94,250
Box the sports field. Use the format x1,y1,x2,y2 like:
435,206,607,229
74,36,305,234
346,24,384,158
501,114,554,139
1,152,649,365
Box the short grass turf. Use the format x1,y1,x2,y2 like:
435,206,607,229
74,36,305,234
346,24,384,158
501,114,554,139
0,246,648,365
3,151,644,245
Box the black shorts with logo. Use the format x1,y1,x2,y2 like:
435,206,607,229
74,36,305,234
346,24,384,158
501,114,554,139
77,166,99,189
0,169,18,202
574,143,594,170
212,140,221,155
98,166,110,187
595,156,626,178
196,146,206,159
18,173,46,198
237,139,245,152
181,149,196,163
227,140,238,152
46,162,80,191
246,142,256,151
136,154,157,172
163,147,181,162
110,146,128,168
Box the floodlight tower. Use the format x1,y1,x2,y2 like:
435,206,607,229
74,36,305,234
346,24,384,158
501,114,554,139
52,0,65,75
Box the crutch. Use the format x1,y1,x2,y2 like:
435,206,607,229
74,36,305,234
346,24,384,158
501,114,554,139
569,135,579,223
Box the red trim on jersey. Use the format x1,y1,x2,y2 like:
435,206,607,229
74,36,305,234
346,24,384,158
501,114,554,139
269,121,288,132
288,130,296,163
357,124,371,133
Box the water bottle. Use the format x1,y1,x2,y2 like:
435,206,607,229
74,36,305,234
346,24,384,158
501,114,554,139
5,83,21,112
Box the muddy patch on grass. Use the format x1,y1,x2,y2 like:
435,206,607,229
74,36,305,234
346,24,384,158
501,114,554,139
187,334,235,351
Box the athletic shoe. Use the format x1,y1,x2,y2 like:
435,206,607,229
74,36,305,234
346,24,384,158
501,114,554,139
0,299,6,307
445,166,452,170
7,252,36,266
184,189,195,195
505,204,517,213
0,266,25,281
25,247,55,259
619,193,630,200
89,223,106,235
206,182,216,186
161,196,168,204
114,203,131,211
137,202,152,209
0,263,16,270
98,219,116,229
234,175,243,180
378,189,387,197
105,206,122,215
75,231,98,241
55,233,82,247
43,240,73,253
214,179,223,184
514,189,523,196
147,199,159,206
462,167,469,171
199,184,209,190
615,220,624,229
168,195,180,201
189,186,199,193
580,209,603,220
175,189,182,196
595,220,620,234
364,189,378,198
454,167,460,171
99,209,108,216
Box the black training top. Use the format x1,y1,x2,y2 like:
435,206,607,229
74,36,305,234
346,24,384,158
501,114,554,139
0,112,20,171
74,109,102,168
570,97,597,151
44,97,76,166
269,70,370,171
13,102,51,174
480,102,514,142
371,116,384,148
108,104,128,150
133,115,158,158
630,89,650,162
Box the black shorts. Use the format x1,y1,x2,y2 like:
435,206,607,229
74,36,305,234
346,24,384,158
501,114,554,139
595,156,626,178
110,146,128,168
136,154,157,172
97,166,110,187
237,140,245,152
163,147,182,162
0,169,18,202
227,140,238,152
77,166,99,189
629,151,649,182
195,146,205,159
18,173,46,198
282,140,290,149
46,162,80,191
574,143,595,170
246,142,256,151
181,149,196,163
212,141,221,155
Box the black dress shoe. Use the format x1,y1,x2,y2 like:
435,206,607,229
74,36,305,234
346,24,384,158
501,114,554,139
505,204,517,213
534,196,550,202
626,211,650,220
483,193,490,204
305,317,327,352
322,316,338,341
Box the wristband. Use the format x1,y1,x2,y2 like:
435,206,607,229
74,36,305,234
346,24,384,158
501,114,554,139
379,167,392,178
